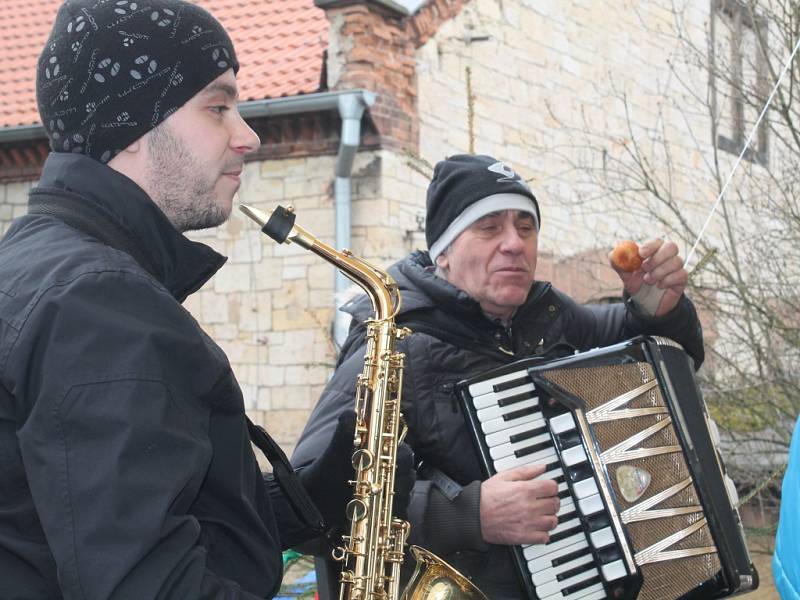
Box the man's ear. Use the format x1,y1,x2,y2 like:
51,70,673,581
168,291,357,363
435,252,449,270
117,138,142,156
107,136,148,191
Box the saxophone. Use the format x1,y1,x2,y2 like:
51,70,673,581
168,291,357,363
240,204,488,600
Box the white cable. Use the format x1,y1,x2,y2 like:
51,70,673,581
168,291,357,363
685,34,800,268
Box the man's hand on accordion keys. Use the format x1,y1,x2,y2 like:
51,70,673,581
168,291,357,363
609,238,688,317
479,463,560,546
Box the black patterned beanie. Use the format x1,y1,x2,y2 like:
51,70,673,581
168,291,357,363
36,0,238,163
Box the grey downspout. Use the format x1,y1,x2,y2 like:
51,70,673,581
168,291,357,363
333,91,375,348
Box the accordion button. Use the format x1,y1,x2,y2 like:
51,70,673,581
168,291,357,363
601,559,628,582
706,416,721,446
549,413,576,434
578,493,604,517
562,445,588,467
589,526,616,548
573,477,599,499
725,475,740,506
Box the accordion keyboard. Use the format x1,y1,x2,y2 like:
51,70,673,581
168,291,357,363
468,370,633,600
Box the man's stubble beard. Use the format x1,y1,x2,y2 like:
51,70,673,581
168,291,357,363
145,121,229,232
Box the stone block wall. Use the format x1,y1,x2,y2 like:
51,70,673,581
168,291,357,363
415,0,720,257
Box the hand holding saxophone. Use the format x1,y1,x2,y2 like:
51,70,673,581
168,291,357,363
479,463,560,546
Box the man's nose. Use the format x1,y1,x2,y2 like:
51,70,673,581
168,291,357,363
231,112,261,154
498,225,526,252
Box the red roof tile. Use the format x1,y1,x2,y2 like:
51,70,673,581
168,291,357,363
0,0,328,129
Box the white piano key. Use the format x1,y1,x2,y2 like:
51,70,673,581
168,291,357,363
557,497,576,516
527,538,589,574
523,531,588,561
489,431,551,461
549,412,576,434
493,447,555,472
601,559,628,582
468,371,531,397
549,517,581,538
537,565,600,598
561,444,587,467
537,466,564,482
484,416,546,447
589,526,616,549
573,477,598,499
531,549,593,586
471,382,537,410
480,407,544,435
477,397,539,422
577,493,604,517
560,582,606,600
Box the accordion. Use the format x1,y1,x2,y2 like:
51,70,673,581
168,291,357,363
456,336,757,600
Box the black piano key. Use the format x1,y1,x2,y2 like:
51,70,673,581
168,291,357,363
598,546,622,565
553,474,566,484
509,424,548,444
559,430,582,448
552,547,591,568
557,510,578,524
568,463,593,483
493,375,531,392
557,489,571,500
503,405,539,421
548,523,583,544
514,439,552,458
563,574,602,596
587,512,611,532
497,390,536,407
556,560,596,582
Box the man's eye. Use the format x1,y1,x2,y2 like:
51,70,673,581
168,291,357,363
210,105,229,115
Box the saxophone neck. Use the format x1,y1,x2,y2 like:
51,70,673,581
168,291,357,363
240,204,400,320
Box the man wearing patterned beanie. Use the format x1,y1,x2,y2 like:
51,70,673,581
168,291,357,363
0,2,394,598
293,154,706,599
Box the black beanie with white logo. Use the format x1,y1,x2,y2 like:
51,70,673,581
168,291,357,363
425,154,541,262
37,0,238,164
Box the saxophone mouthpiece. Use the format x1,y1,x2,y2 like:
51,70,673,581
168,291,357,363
239,204,296,244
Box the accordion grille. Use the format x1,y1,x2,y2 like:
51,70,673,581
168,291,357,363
541,363,721,600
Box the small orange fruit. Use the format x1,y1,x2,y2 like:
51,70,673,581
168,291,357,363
611,240,643,272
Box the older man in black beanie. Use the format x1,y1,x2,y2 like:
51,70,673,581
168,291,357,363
292,154,705,599
0,2,379,598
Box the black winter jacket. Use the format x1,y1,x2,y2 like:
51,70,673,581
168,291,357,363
292,250,704,599
0,153,302,599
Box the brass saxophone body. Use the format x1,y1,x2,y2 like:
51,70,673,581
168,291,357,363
241,204,487,600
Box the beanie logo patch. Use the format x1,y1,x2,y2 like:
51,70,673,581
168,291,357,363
487,161,519,183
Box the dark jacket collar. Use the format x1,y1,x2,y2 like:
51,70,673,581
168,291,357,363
30,153,226,302
343,249,552,326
